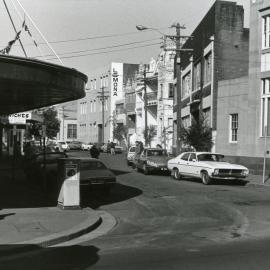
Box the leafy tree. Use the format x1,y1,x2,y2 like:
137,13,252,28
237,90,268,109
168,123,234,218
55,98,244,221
143,124,157,147
179,113,213,151
25,107,60,141
113,123,128,145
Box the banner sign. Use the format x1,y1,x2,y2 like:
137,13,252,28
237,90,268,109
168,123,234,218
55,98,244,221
8,112,32,124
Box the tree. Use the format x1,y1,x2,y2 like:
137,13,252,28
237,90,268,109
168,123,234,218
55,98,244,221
179,113,213,151
113,123,128,146
25,107,60,141
143,124,157,147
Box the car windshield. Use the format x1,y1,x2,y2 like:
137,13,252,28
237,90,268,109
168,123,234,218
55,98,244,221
129,147,136,152
197,154,224,162
147,150,167,156
80,161,107,170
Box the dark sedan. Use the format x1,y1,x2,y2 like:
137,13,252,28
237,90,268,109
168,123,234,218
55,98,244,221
79,157,116,194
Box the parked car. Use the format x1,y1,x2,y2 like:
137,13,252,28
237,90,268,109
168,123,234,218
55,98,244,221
134,148,170,175
167,152,249,185
79,157,116,194
68,141,83,150
126,146,136,166
115,145,123,154
57,141,69,151
81,142,93,151
23,151,68,183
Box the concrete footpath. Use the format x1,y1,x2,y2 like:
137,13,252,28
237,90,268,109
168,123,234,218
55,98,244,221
0,157,102,257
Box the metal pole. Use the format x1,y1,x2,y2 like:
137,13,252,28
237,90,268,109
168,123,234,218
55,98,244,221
102,86,105,144
3,0,27,57
176,23,182,154
144,64,148,147
263,125,267,184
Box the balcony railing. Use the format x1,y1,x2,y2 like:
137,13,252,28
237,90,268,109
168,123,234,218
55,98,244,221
146,91,157,105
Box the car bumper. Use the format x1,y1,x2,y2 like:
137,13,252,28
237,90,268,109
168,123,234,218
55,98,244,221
211,175,247,180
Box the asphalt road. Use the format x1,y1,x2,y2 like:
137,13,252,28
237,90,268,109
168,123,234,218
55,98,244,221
3,151,270,269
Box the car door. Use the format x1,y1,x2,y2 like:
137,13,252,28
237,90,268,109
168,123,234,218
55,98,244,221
187,152,199,177
176,152,190,176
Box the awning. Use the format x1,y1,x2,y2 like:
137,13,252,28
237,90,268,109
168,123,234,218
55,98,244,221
0,54,88,115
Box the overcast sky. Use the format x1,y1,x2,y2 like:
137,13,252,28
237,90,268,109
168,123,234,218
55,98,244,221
0,0,250,77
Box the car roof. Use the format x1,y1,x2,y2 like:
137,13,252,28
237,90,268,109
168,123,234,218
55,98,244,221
181,152,224,155
145,148,165,150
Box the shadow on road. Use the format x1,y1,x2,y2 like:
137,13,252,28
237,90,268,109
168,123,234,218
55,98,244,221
81,183,143,209
177,177,248,186
0,244,99,269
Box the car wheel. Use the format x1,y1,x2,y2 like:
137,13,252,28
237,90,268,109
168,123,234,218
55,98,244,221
201,171,211,185
136,166,141,172
143,164,149,175
127,160,131,166
172,168,181,180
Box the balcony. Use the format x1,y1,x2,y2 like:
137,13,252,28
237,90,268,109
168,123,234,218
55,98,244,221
146,91,157,106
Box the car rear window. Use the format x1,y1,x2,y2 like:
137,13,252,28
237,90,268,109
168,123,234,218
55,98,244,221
80,161,107,170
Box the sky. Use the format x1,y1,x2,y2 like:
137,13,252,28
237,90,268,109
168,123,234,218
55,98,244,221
0,0,250,78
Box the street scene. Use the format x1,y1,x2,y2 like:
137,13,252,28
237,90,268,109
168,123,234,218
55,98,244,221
2,0,270,269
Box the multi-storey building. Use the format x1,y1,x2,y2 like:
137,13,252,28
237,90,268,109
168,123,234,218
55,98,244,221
173,0,249,153
216,0,270,175
134,38,175,150
157,37,175,151
77,63,138,145
135,61,158,147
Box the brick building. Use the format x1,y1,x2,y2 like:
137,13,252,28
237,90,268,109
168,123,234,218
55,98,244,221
174,0,249,153
216,0,270,175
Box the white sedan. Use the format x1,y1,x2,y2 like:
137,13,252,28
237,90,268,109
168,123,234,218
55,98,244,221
81,143,93,151
167,152,249,185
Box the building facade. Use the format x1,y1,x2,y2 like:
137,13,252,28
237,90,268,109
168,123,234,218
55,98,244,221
173,0,249,153
77,63,138,145
216,0,270,175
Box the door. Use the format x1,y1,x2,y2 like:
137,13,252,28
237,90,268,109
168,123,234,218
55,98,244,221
187,152,199,177
176,152,190,175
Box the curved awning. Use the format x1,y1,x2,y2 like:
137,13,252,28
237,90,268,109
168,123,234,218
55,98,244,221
0,54,88,115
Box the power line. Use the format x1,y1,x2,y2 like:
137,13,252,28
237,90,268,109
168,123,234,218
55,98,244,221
39,42,162,61
33,38,161,58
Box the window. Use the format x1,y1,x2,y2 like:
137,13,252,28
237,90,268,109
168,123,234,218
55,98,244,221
67,124,77,139
193,61,201,90
189,153,196,161
262,16,270,49
203,108,211,127
204,52,212,85
230,114,238,142
261,78,270,135
181,153,190,161
93,100,96,112
168,83,174,98
182,72,191,99
182,115,190,128
160,84,163,99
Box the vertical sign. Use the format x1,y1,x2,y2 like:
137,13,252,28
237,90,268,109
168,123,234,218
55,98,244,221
110,63,123,115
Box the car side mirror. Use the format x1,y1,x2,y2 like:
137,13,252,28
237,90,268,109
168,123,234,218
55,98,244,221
192,159,196,162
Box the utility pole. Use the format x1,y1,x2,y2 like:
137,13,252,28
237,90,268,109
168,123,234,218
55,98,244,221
97,77,109,144
175,23,182,154
170,23,192,155
143,64,148,147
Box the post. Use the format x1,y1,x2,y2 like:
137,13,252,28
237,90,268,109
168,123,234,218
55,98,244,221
101,86,105,144
144,64,148,146
62,106,65,141
175,23,182,155
263,125,267,184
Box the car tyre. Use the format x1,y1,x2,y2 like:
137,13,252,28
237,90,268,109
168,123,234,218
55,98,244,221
143,164,149,175
201,171,211,185
172,168,181,180
136,166,141,172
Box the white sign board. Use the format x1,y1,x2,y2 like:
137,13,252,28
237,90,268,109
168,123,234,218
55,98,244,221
8,112,32,124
